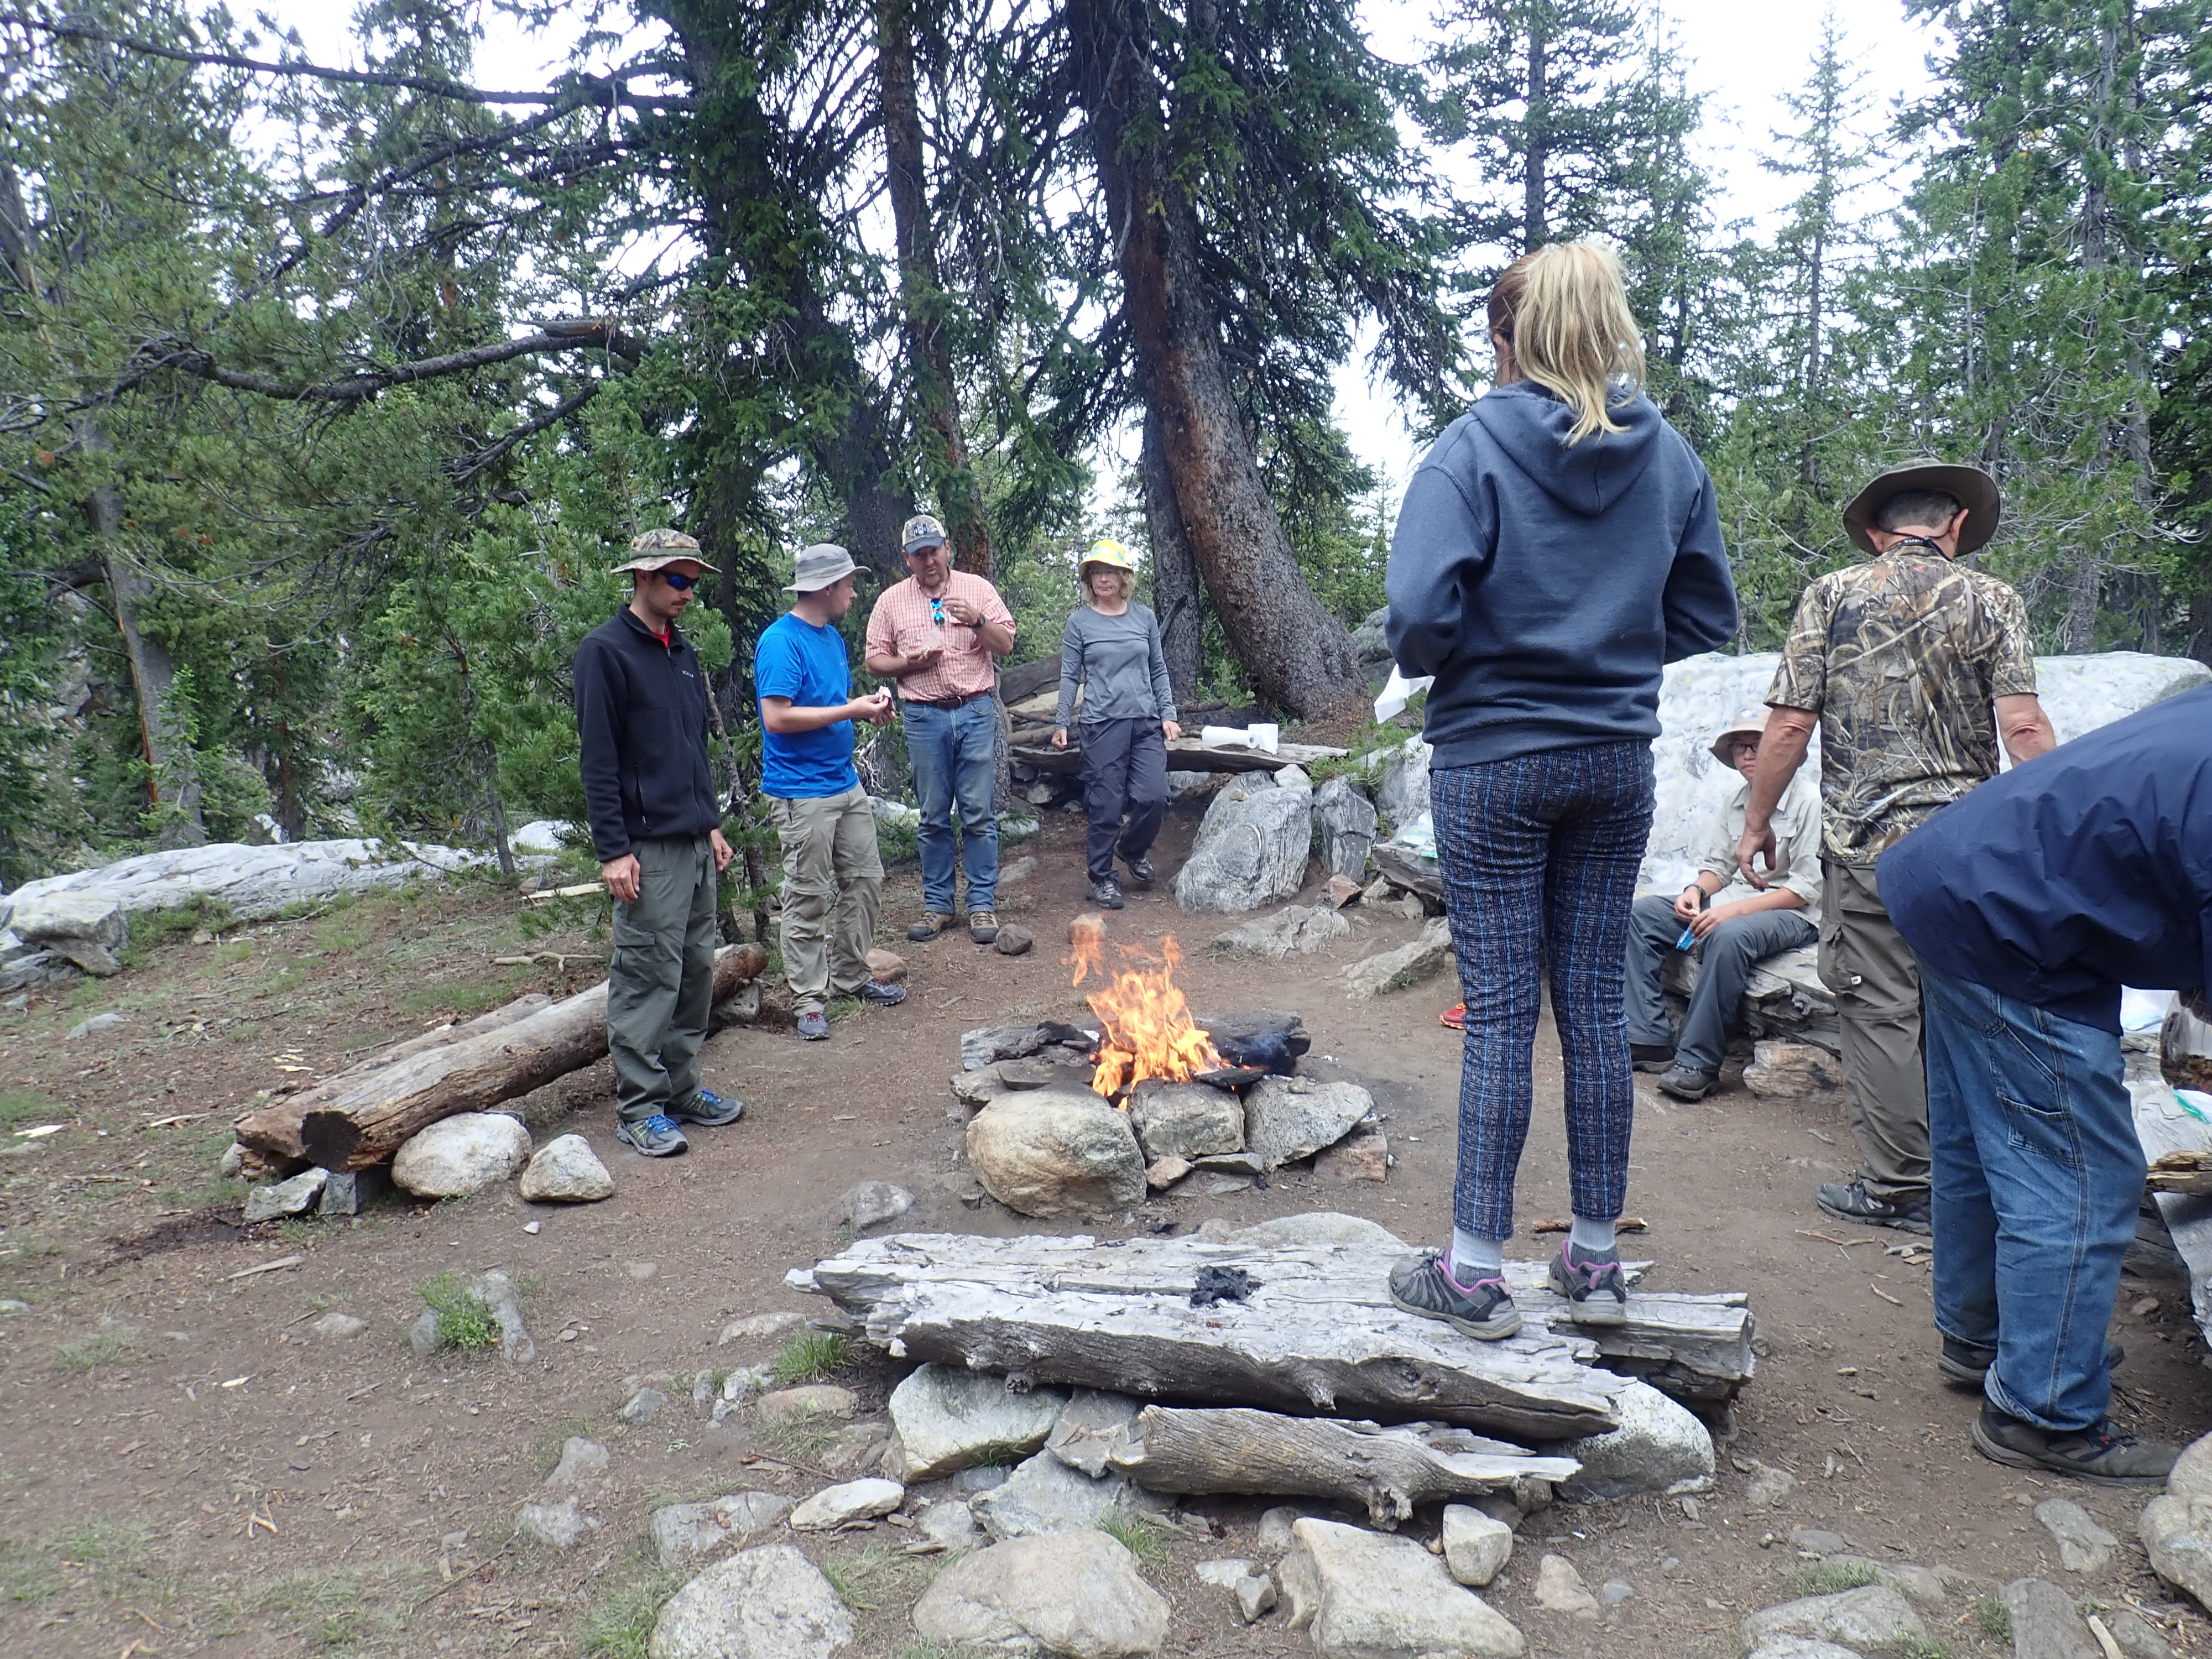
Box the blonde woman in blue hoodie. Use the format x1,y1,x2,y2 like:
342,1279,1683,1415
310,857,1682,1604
1383,242,1738,1340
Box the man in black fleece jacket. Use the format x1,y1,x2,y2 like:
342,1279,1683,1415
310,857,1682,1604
573,528,742,1158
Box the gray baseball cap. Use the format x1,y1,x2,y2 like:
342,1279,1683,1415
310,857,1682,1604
786,541,862,593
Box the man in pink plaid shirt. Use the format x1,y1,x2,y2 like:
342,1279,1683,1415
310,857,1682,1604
863,514,1017,945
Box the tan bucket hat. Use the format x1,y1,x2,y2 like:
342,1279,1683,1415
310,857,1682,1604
1709,707,1771,766
610,526,720,575
1840,461,2000,556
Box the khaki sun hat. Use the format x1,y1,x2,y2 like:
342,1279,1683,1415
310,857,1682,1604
1709,707,1771,767
610,526,720,575
785,541,862,593
1840,460,2000,556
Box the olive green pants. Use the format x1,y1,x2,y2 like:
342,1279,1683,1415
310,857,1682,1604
769,787,884,1016
1819,858,1928,1201
607,833,718,1125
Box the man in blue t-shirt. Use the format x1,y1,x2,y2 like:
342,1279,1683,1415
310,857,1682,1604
756,542,909,1040
1878,683,2212,1489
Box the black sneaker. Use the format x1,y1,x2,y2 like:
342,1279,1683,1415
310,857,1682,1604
1971,1400,2178,1488
855,979,907,1006
1817,1178,1932,1235
1655,1065,1717,1102
1388,1252,1522,1340
1631,1043,1677,1074
1548,1242,1630,1326
614,1114,689,1157
1940,1335,2125,1389
1119,851,1157,889
1089,878,1125,911
669,1088,744,1128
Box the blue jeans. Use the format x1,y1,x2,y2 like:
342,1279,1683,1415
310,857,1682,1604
1923,963,2140,1432
1431,740,1655,1240
904,696,998,915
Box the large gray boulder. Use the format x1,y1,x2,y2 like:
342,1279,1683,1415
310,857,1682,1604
392,1113,533,1198
6,891,127,975
886,1364,1070,1482
910,1531,1169,1658
1556,1379,1713,1501
2141,1428,2212,1608
1213,904,1352,960
1340,917,1454,998
966,1088,1147,1218
1128,1080,1244,1162
970,1448,1171,1541
1313,776,1379,881
1999,1578,2100,1659
1371,737,1432,833
1279,1518,1525,1658
1243,1076,1374,1171
1174,774,1314,914
649,1493,793,1569
1740,1585,1929,1652
648,1543,853,1659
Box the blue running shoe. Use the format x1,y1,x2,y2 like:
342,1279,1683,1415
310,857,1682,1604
614,1114,689,1157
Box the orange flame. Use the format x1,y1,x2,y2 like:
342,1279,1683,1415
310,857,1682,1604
1067,915,1223,1099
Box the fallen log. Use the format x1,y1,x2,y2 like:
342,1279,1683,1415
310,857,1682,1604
1010,738,1349,779
234,942,765,1171
1108,1405,1579,1529
1371,841,1444,908
792,1223,1754,1442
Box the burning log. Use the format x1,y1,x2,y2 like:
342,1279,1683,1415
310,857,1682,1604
1107,1406,1579,1529
235,943,765,1170
1068,919,1221,1097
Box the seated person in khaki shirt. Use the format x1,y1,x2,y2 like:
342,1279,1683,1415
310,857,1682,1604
1625,708,1821,1100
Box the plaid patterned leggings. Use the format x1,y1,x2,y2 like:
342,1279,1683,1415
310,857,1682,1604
1430,740,1655,1240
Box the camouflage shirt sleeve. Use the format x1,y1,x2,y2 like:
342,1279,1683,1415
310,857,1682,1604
1978,575,2038,698
1765,576,1834,712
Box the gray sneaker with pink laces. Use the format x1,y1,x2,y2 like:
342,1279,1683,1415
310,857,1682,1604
1388,1251,1522,1340
1548,1242,1629,1325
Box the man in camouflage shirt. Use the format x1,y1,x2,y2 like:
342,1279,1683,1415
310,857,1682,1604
1735,462,2056,1233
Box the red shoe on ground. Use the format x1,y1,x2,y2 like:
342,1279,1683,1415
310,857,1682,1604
1439,1004,1465,1031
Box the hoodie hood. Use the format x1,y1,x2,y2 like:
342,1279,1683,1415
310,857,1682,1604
1471,380,1662,517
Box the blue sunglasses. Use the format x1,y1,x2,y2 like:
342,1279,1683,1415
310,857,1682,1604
658,570,704,591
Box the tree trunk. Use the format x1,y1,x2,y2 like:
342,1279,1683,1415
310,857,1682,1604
1523,9,1548,249
88,474,205,845
1142,406,1204,705
1068,0,1364,719
879,0,996,580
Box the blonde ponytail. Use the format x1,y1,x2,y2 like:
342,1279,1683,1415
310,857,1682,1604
1488,241,1647,444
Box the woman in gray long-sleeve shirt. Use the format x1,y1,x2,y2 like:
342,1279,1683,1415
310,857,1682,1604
1049,539,1181,909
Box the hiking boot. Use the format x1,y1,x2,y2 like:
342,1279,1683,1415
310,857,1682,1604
1119,851,1157,889
907,911,954,942
669,1088,744,1128
1655,1065,1718,1101
1548,1242,1630,1326
855,979,908,1006
1972,1400,2178,1488
614,1114,689,1157
1387,1252,1522,1341
1631,1042,1677,1073
1816,1178,1932,1235
796,1009,831,1041
1089,878,1125,911
968,909,1000,945
1940,1335,2125,1389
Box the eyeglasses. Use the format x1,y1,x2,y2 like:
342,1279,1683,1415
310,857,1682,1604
659,570,703,591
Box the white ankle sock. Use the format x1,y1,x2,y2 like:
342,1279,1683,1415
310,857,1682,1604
1568,1215,1618,1257
1450,1228,1505,1280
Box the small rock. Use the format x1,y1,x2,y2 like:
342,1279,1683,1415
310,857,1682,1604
309,1311,365,1339
1045,1389,1142,1478
1744,1460,1799,1510
1360,875,1392,905
515,1496,598,1550
2035,1498,2117,1573
757,1384,858,1423
919,1499,985,1556
2000,1576,2100,1659
914,1530,1170,1657
1822,1555,1948,1608
839,1179,914,1233
1534,1553,1599,1614
1741,1585,1929,1651
821,1420,891,1474
998,856,1038,885
545,1437,611,1493
994,925,1034,957
1787,1528,1857,1557
1195,1558,1258,1588
956,1464,1011,1493
1128,1078,1245,1161
1242,1075,1375,1170
66,1011,127,1040
970,1447,1171,1541
1257,1506,1303,1556
1323,875,1362,910
218,1142,246,1178
1235,1572,1278,1624
1744,1642,1866,1659
2102,1608,2177,1658
1559,1380,1715,1500
243,1167,328,1223
1742,1040,1845,1097
1313,1130,1388,1183
1207,1177,1251,1195
617,1387,667,1427
649,1543,853,1659
1599,1578,1635,1605
523,1220,541,1234
1280,1517,1525,1658
718,1310,805,1345
0,1300,29,1316
1441,1505,1513,1588
626,1260,658,1279
390,1112,532,1198
316,1167,388,1216
518,1134,613,1202
866,948,906,984
1340,916,1453,998
1145,1156,1192,1190
649,1493,794,1568
789,1477,904,1531
722,1364,774,1401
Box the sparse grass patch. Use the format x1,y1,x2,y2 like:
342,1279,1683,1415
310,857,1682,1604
1975,1596,2010,1641
530,1417,598,1477
1098,1514,1175,1567
415,1272,498,1351
0,1537,58,1604
0,1088,56,1131
312,912,375,954
770,1331,849,1385
158,1179,241,1211
826,995,862,1024
258,964,308,997
1886,1640,1953,1659
278,1215,322,1241
1792,1560,1882,1597
820,1543,933,1612
49,1515,156,1577
759,1408,839,1462
55,1327,149,1371
400,978,524,1016
573,1562,681,1659
210,940,255,969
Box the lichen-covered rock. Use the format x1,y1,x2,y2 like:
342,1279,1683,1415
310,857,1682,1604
1243,1076,1374,1171
967,1088,1146,1218
392,1112,532,1197
1279,1518,1525,1658
886,1364,1069,1482
1173,774,1314,914
1740,1585,1929,1652
1128,1080,1244,1162
648,1543,853,1659
1314,776,1379,881
1557,1380,1713,1501
1743,1042,1845,1098
911,1531,1170,1659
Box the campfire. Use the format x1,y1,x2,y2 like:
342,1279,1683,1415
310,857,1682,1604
1067,914,1223,1099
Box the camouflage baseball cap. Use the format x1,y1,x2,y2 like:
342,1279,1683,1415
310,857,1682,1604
610,526,720,575
901,513,948,553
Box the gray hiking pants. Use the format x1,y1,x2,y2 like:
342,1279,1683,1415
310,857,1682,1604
1625,893,1818,1074
607,833,718,1125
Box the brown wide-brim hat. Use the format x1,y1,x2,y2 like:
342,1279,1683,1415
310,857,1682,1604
609,527,720,576
1841,461,2000,556
1709,707,1771,767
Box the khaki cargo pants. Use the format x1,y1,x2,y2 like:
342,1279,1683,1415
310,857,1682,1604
1819,858,1928,1201
769,787,884,1016
607,833,718,1125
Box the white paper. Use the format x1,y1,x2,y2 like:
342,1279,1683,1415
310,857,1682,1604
1373,667,1433,724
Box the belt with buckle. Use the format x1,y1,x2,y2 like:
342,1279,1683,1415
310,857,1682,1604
907,690,992,709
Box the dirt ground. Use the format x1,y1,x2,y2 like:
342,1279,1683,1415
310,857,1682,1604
2,798,2207,1658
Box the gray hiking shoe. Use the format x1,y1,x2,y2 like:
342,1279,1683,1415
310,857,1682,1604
1548,1242,1629,1326
855,979,907,1006
1817,1178,1932,1235
1655,1065,1717,1101
614,1114,689,1157
669,1088,744,1127
1387,1252,1522,1340
1973,1401,2178,1488
796,1009,831,1041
